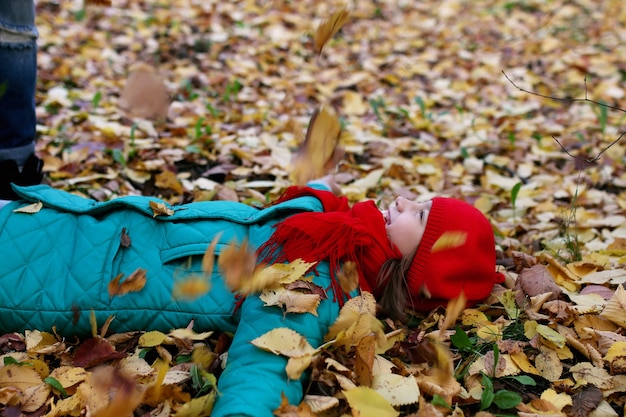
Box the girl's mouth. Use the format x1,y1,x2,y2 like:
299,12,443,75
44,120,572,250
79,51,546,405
383,210,390,225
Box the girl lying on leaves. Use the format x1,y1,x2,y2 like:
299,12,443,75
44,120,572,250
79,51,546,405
0,180,503,416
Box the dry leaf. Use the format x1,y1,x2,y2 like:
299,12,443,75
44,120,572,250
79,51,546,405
260,288,321,316
534,346,563,382
342,386,399,417
372,373,420,407
313,9,349,55
217,238,257,293
251,328,317,358
291,105,342,185
119,62,169,121
569,385,603,417
440,291,467,334
108,268,147,297
600,284,626,328
337,261,359,293
515,264,562,307
13,201,42,214
355,334,376,387
431,231,468,253
149,200,175,217
73,337,126,368
172,275,211,300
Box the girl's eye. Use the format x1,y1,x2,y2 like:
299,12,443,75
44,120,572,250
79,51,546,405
419,211,424,221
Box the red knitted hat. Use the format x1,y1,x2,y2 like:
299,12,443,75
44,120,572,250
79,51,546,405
406,197,505,312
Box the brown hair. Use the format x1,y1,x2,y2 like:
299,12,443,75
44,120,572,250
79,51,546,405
376,253,415,322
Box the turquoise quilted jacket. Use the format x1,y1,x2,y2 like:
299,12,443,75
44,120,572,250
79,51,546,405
0,184,344,417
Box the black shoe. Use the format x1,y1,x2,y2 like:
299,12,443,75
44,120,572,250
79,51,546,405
0,154,43,200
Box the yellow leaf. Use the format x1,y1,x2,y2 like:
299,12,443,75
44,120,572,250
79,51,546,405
251,328,317,358
600,284,626,328
0,364,42,391
202,233,221,275
535,347,563,382
313,9,350,55
605,341,626,362
540,388,572,411
172,275,211,300
476,323,501,343
260,288,321,316
173,391,215,417
343,386,399,417
149,200,175,217
286,354,314,380
440,291,467,333
461,308,489,326
139,331,168,348
168,328,213,342
48,366,88,389
108,268,147,297
510,351,540,375
431,231,468,253
372,373,420,407
13,201,42,214
119,62,169,121
155,170,183,194
22,384,51,413
536,324,566,348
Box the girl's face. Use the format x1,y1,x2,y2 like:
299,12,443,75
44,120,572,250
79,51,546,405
382,197,432,256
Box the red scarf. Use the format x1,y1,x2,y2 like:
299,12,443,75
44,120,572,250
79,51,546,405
258,186,402,301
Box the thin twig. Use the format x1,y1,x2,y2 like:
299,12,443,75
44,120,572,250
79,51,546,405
502,70,626,163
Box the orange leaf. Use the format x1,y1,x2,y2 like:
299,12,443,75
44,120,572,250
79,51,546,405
108,268,147,297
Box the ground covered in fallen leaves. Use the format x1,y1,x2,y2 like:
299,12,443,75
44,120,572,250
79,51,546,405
1,0,626,416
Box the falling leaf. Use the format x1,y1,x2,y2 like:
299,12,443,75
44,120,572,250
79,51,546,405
440,291,467,334
313,8,350,55
251,327,317,358
217,238,257,293
337,261,359,293
119,62,169,121
13,201,42,214
343,386,399,417
172,275,211,300
291,104,342,185
108,268,147,297
202,234,221,275
431,231,468,253
149,200,175,217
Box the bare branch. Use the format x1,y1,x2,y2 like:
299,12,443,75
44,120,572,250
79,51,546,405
503,70,626,163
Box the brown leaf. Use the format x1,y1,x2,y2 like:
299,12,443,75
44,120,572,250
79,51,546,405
119,62,169,121
217,238,258,293
568,385,603,417
336,261,359,294
354,334,376,387
149,200,175,217
79,366,144,417
120,228,131,248
73,338,126,368
514,264,562,308
313,9,350,55
291,105,342,186
107,268,147,297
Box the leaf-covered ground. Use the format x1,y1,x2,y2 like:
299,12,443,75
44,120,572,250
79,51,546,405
1,0,626,416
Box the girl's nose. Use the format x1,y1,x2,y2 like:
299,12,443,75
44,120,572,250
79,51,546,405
395,196,405,211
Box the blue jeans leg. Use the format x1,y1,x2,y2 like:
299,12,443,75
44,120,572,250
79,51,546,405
0,1,37,164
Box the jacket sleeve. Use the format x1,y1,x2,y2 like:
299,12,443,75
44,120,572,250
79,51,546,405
211,263,341,417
